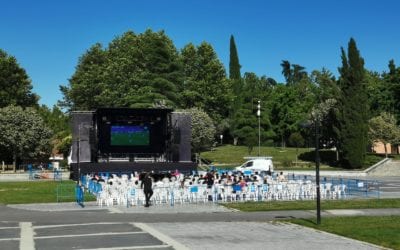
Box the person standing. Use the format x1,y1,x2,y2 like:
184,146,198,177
141,172,153,207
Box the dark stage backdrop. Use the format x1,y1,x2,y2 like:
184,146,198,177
71,111,96,163
171,112,191,162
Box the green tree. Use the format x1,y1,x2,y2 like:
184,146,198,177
280,60,307,85
288,132,305,165
230,73,275,147
229,35,242,97
229,35,241,80
228,35,244,144
180,42,231,122
37,105,70,135
59,30,182,111
365,71,393,117
369,112,400,158
59,43,107,110
240,126,257,155
0,106,52,171
37,105,71,158
0,49,38,108
281,60,292,85
385,60,400,122
185,108,216,163
268,83,316,147
338,38,368,168
310,69,340,158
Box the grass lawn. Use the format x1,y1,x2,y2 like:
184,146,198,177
289,216,400,250
0,181,95,204
223,198,400,211
201,145,341,169
201,145,385,170
201,145,316,167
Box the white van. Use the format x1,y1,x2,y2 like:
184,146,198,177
235,157,274,173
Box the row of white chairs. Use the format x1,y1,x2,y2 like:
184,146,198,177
88,178,347,207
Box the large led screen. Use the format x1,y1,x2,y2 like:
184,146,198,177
110,125,150,146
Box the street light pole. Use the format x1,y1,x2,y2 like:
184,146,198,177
77,124,81,185
315,117,321,225
257,100,261,156
220,134,223,145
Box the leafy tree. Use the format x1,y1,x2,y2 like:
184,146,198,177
338,38,368,168
240,126,257,155
280,60,307,85
365,71,393,117
0,106,52,171
385,60,400,122
230,73,275,147
59,43,107,110
281,60,292,85
292,64,307,83
268,83,316,147
288,132,305,164
0,49,38,108
37,105,70,135
310,69,340,155
60,30,182,111
37,105,71,158
185,108,216,162
180,42,231,122
55,135,72,159
369,112,400,158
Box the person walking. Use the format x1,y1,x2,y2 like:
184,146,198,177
141,172,153,207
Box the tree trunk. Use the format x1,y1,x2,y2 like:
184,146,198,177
12,154,16,172
384,143,388,158
1,161,4,172
233,137,238,146
196,153,201,166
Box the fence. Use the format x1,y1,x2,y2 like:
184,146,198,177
28,164,63,181
287,173,380,198
56,182,76,202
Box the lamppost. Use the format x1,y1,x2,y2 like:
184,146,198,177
257,100,261,156
77,124,82,184
315,117,321,225
301,116,321,225
220,134,223,145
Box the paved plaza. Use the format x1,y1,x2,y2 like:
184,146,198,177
1,202,398,250
1,175,399,249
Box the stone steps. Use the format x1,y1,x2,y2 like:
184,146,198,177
367,160,400,176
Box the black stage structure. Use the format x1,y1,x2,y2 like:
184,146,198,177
70,108,196,180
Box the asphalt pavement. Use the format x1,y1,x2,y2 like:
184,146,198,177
1,202,399,250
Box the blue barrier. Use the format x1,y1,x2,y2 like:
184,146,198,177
75,184,84,207
28,165,34,180
288,173,380,199
53,169,62,181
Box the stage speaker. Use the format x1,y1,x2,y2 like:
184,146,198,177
171,112,191,162
71,111,96,163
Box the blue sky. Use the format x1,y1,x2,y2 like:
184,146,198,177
1,0,400,107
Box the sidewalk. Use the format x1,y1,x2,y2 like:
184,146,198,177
8,201,400,217
4,202,397,250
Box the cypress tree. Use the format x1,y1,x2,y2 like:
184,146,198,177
229,35,241,80
338,38,368,168
229,35,242,145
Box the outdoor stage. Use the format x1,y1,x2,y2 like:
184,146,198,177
70,108,196,180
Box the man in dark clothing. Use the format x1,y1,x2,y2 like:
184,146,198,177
141,172,153,207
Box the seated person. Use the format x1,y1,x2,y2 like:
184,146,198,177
277,172,286,182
